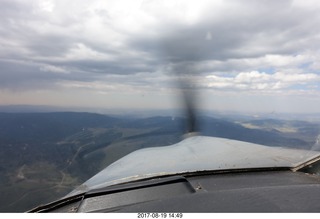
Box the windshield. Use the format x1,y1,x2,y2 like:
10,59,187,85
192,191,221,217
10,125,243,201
1,0,320,212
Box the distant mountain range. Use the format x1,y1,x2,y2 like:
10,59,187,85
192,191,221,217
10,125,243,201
0,112,319,212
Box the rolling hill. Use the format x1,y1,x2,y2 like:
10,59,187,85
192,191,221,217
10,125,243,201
0,112,319,212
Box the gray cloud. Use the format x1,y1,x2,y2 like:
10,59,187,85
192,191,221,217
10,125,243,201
1,0,320,112
134,0,320,62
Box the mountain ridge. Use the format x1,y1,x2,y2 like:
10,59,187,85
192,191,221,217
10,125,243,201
0,112,319,212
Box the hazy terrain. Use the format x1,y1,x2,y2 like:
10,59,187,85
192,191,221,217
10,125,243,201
0,111,319,212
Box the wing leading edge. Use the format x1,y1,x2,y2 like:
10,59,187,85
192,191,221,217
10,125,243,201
67,136,320,197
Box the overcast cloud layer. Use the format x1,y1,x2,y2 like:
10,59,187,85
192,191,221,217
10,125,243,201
1,0,320,114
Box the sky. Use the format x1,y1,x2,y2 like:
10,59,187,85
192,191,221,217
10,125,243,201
1,0,320,114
